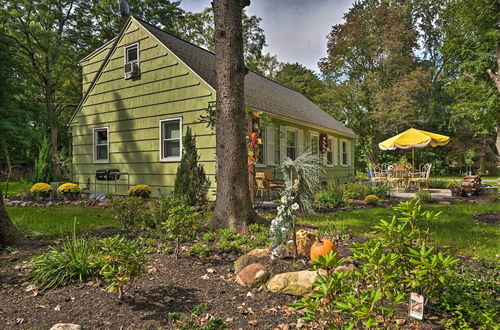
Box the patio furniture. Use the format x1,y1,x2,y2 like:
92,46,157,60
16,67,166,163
387,167,407,192
255,172,271,200
408,163,432,190
370,165,387,182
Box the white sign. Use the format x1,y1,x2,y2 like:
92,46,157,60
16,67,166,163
409,292,424,320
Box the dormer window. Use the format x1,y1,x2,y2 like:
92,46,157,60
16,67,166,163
124,43,140,79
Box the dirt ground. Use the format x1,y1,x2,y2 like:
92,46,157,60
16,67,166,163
0,233,447,330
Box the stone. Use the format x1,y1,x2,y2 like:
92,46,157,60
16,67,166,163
267,270,324,296
334,264,356,273
247,248,271,258
295,230,317,257
234,254,259,274
236,263,269,288
46,202,53,207
49,324,82,330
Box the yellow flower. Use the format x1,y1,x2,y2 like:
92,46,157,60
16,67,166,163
252,112,260,118
248,151,254,156
257,138,262,144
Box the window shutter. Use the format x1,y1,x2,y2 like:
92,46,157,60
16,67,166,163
279,126,286,161
347,140,352,166
266,124,275,165
334,137,339,166
297,129,304,156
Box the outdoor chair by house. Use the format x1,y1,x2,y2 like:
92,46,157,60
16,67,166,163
387,167,407,192
408,163,432,190
255,172,271,200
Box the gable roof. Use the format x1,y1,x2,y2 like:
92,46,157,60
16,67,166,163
135,17,355,138
73,16,355,138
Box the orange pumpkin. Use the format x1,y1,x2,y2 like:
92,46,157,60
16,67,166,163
310,238,336,261
251,132,258,141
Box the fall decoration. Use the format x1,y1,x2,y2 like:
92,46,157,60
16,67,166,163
295,229,317,257
127,184,152,198
57,183,82,194
310,238,336,262
29,183,53,198
247,129,261,164
319,133,329,154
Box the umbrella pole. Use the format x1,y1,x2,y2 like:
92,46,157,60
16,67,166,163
412,147,415,169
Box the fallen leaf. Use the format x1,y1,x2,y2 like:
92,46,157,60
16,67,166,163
248,320,258,326
206,268,216,273
54,304,61,311
201,274,210,280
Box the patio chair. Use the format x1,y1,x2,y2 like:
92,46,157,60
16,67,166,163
409,163,432,190
255,172,270,200
370,165,387,182
387,167,406,192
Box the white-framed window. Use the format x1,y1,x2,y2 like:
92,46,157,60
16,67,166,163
124,43,140,79
256,128,265,166
286,129,297,160
309,133,319,155
124,43,139,64
341,140,349,166
93,127,109,163
326,136,334,166
160,118,182,162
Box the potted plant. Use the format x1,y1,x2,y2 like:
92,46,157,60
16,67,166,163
29,183,53,200
395,156,409,170
57,183,82,201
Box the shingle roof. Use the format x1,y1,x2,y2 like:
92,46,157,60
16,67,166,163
135,17,356,137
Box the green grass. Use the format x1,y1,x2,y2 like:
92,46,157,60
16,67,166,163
432,176,499,183
0,181,32,196
300,202,500,260
6,206,118,239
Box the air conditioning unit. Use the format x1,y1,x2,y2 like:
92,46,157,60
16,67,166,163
124,62,140,79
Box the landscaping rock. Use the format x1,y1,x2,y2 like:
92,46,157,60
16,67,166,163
49,324,82,330
247,248,270,258
234,254,259,274
266,270,325,296
334,264,356,273
236,263,269,288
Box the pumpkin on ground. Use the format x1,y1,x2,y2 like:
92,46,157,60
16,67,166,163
310,238,336,262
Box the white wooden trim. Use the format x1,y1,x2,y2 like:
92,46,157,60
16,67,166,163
333,137,339,166
266,124,275,166
309,132,319,155
124,42,140,65
340,139,350,167
296,129,304,157
159,117,183,162
325,135,334,167
279,126,286,161
256,127,266,167
93,127,109,163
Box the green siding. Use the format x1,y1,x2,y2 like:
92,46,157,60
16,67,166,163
72,18,355,199
72,19,216,197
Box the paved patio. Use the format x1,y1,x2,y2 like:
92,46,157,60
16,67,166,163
391,188,452,200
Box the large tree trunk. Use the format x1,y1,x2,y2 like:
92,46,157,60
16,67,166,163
486,41,500,157
0,190,20,247
211,0,257,234
46,85,62,179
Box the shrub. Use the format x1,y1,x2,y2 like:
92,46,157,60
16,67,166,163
293,199,458,328
340,182,371,200
111,197,147,229
127,184,152,198
30,231,99,290
161,198,201,255
364,194,379,205
315,185,343,208
428,180,453,189
174,127,211,207
416,190,432,203
57,183,82,194
94,235,151,299
370,183,390,199
29,182,53,198
32,137,53,183
143,193,176,229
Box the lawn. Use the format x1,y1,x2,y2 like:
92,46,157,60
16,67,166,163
0,181,32,196
300,202,500,260
432,176,499,183
6,206,118,239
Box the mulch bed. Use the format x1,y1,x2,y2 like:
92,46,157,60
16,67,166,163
472,212,500,226
0,233,446,329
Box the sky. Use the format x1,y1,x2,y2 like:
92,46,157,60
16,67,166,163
179,0,356,73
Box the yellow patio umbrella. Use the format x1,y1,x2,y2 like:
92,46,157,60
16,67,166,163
379,128,450,169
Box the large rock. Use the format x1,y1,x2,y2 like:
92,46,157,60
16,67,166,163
50,324,82,330
267,270,325,296
236,263,269,288
234,254,259,274
247,248,270,258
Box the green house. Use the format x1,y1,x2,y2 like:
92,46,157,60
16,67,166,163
70,16,356,197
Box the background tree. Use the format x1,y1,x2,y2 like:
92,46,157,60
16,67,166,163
174,127,210,207
319,1,433,166
273,62,325,101
441,0,500,156
211,0,257,234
